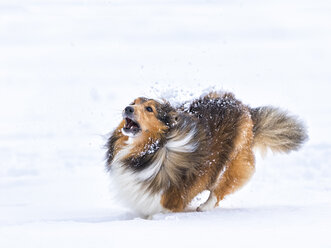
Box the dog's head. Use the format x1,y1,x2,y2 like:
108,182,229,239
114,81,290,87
121,97,176,139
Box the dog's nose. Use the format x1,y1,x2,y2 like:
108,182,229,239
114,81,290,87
125,106,134,115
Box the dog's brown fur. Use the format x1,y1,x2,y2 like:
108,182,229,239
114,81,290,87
106,91,308,216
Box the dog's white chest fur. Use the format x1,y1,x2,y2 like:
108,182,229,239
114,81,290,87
109,129,197,217
109,149,166,217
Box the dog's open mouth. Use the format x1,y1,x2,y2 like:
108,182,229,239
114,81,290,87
123,117,141,135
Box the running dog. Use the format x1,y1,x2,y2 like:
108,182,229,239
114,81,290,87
106,91,307,218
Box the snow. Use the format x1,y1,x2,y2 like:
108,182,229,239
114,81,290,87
0,0,331,247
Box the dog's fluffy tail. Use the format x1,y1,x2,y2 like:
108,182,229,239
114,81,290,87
250,106,308,155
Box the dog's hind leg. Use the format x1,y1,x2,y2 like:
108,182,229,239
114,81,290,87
197,146,255,211
214,148,255,208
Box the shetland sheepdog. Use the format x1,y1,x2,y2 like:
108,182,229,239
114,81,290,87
106,91,307,218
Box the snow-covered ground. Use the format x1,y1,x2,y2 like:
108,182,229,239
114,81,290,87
1,0,331,247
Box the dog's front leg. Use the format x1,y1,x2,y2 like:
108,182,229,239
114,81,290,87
160,186,186,212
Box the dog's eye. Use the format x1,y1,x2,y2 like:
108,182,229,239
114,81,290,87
130,102,135,105
146,106,153,112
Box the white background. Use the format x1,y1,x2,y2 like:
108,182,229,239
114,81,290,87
0,0,330,247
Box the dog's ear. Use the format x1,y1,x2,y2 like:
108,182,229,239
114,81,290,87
156,102,176,127
171,112,181,126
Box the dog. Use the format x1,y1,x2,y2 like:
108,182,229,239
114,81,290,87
106,91,307,218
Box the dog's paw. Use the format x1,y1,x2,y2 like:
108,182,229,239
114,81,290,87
196,193,217,212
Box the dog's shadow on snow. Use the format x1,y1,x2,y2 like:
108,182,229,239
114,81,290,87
68,205,301,223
